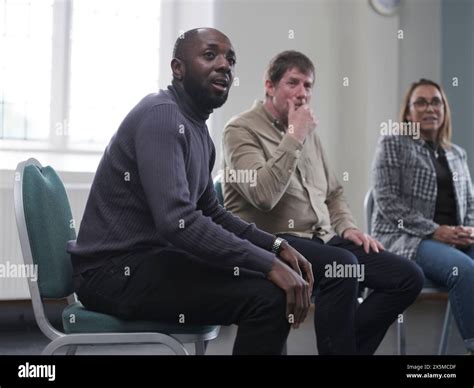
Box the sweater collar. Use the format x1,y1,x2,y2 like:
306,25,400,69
168,81,210,123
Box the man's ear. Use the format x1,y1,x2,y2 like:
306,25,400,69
265,79,275,97
171,58,185,81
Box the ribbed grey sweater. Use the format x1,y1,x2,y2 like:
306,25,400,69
68,82,276,276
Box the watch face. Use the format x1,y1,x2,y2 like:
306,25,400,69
370,0,401,16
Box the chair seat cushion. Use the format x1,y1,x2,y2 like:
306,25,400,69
62,302,219,335
423,278,448,292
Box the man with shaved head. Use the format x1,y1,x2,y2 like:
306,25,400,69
68,28,313,355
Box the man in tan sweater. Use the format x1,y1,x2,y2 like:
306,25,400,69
222,50,424,355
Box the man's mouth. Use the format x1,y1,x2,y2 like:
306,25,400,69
293,99,305,109
210,77,230,93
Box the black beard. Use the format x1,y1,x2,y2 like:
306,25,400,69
182,74,229,112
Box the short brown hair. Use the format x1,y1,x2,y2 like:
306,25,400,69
400,78,452,148
264,50,315,96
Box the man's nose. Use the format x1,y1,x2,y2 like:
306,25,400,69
215,55,231,72
296,84,308,100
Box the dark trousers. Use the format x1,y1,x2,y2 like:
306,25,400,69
277,234,424,355
73,249,290,355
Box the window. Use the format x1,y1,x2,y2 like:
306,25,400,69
0,0,53,140
68,0,160,145
0,0,161,149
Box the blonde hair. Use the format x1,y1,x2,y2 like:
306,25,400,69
399,78,452,148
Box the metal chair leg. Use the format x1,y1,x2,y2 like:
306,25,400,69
397,313,406,355
66,345,78,355
362,287,370,299
438,301,452,355
195,340,207,355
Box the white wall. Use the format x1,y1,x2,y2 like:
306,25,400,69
441,0,474,171
159,0,215,89
399,0,441,102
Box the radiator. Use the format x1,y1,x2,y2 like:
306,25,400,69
0,170,92,300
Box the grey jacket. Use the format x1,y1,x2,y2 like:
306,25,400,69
371,135,474,260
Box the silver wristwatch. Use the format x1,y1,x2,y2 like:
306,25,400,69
271,237,287,255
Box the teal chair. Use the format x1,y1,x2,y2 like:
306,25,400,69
214,175,224,206
14,158,219,355
365,188,453,355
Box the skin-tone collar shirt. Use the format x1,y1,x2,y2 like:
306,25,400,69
222,100,357,243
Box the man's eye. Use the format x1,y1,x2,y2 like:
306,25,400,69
204,52,215,59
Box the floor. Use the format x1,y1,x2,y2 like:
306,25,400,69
0,294,467,355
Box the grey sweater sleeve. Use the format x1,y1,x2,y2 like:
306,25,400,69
198,174,277,250
197,143,277,250
134,104,276,274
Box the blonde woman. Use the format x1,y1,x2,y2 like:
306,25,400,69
372,79,474,354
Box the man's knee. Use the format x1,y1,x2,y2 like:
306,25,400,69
399,257,424,296
335,250,359,266
257,281,287,307
319,250,360,289
249,281,288,320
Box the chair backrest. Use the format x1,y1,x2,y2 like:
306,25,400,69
364,188,374,234
214,176,224,206
14,159,76,300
